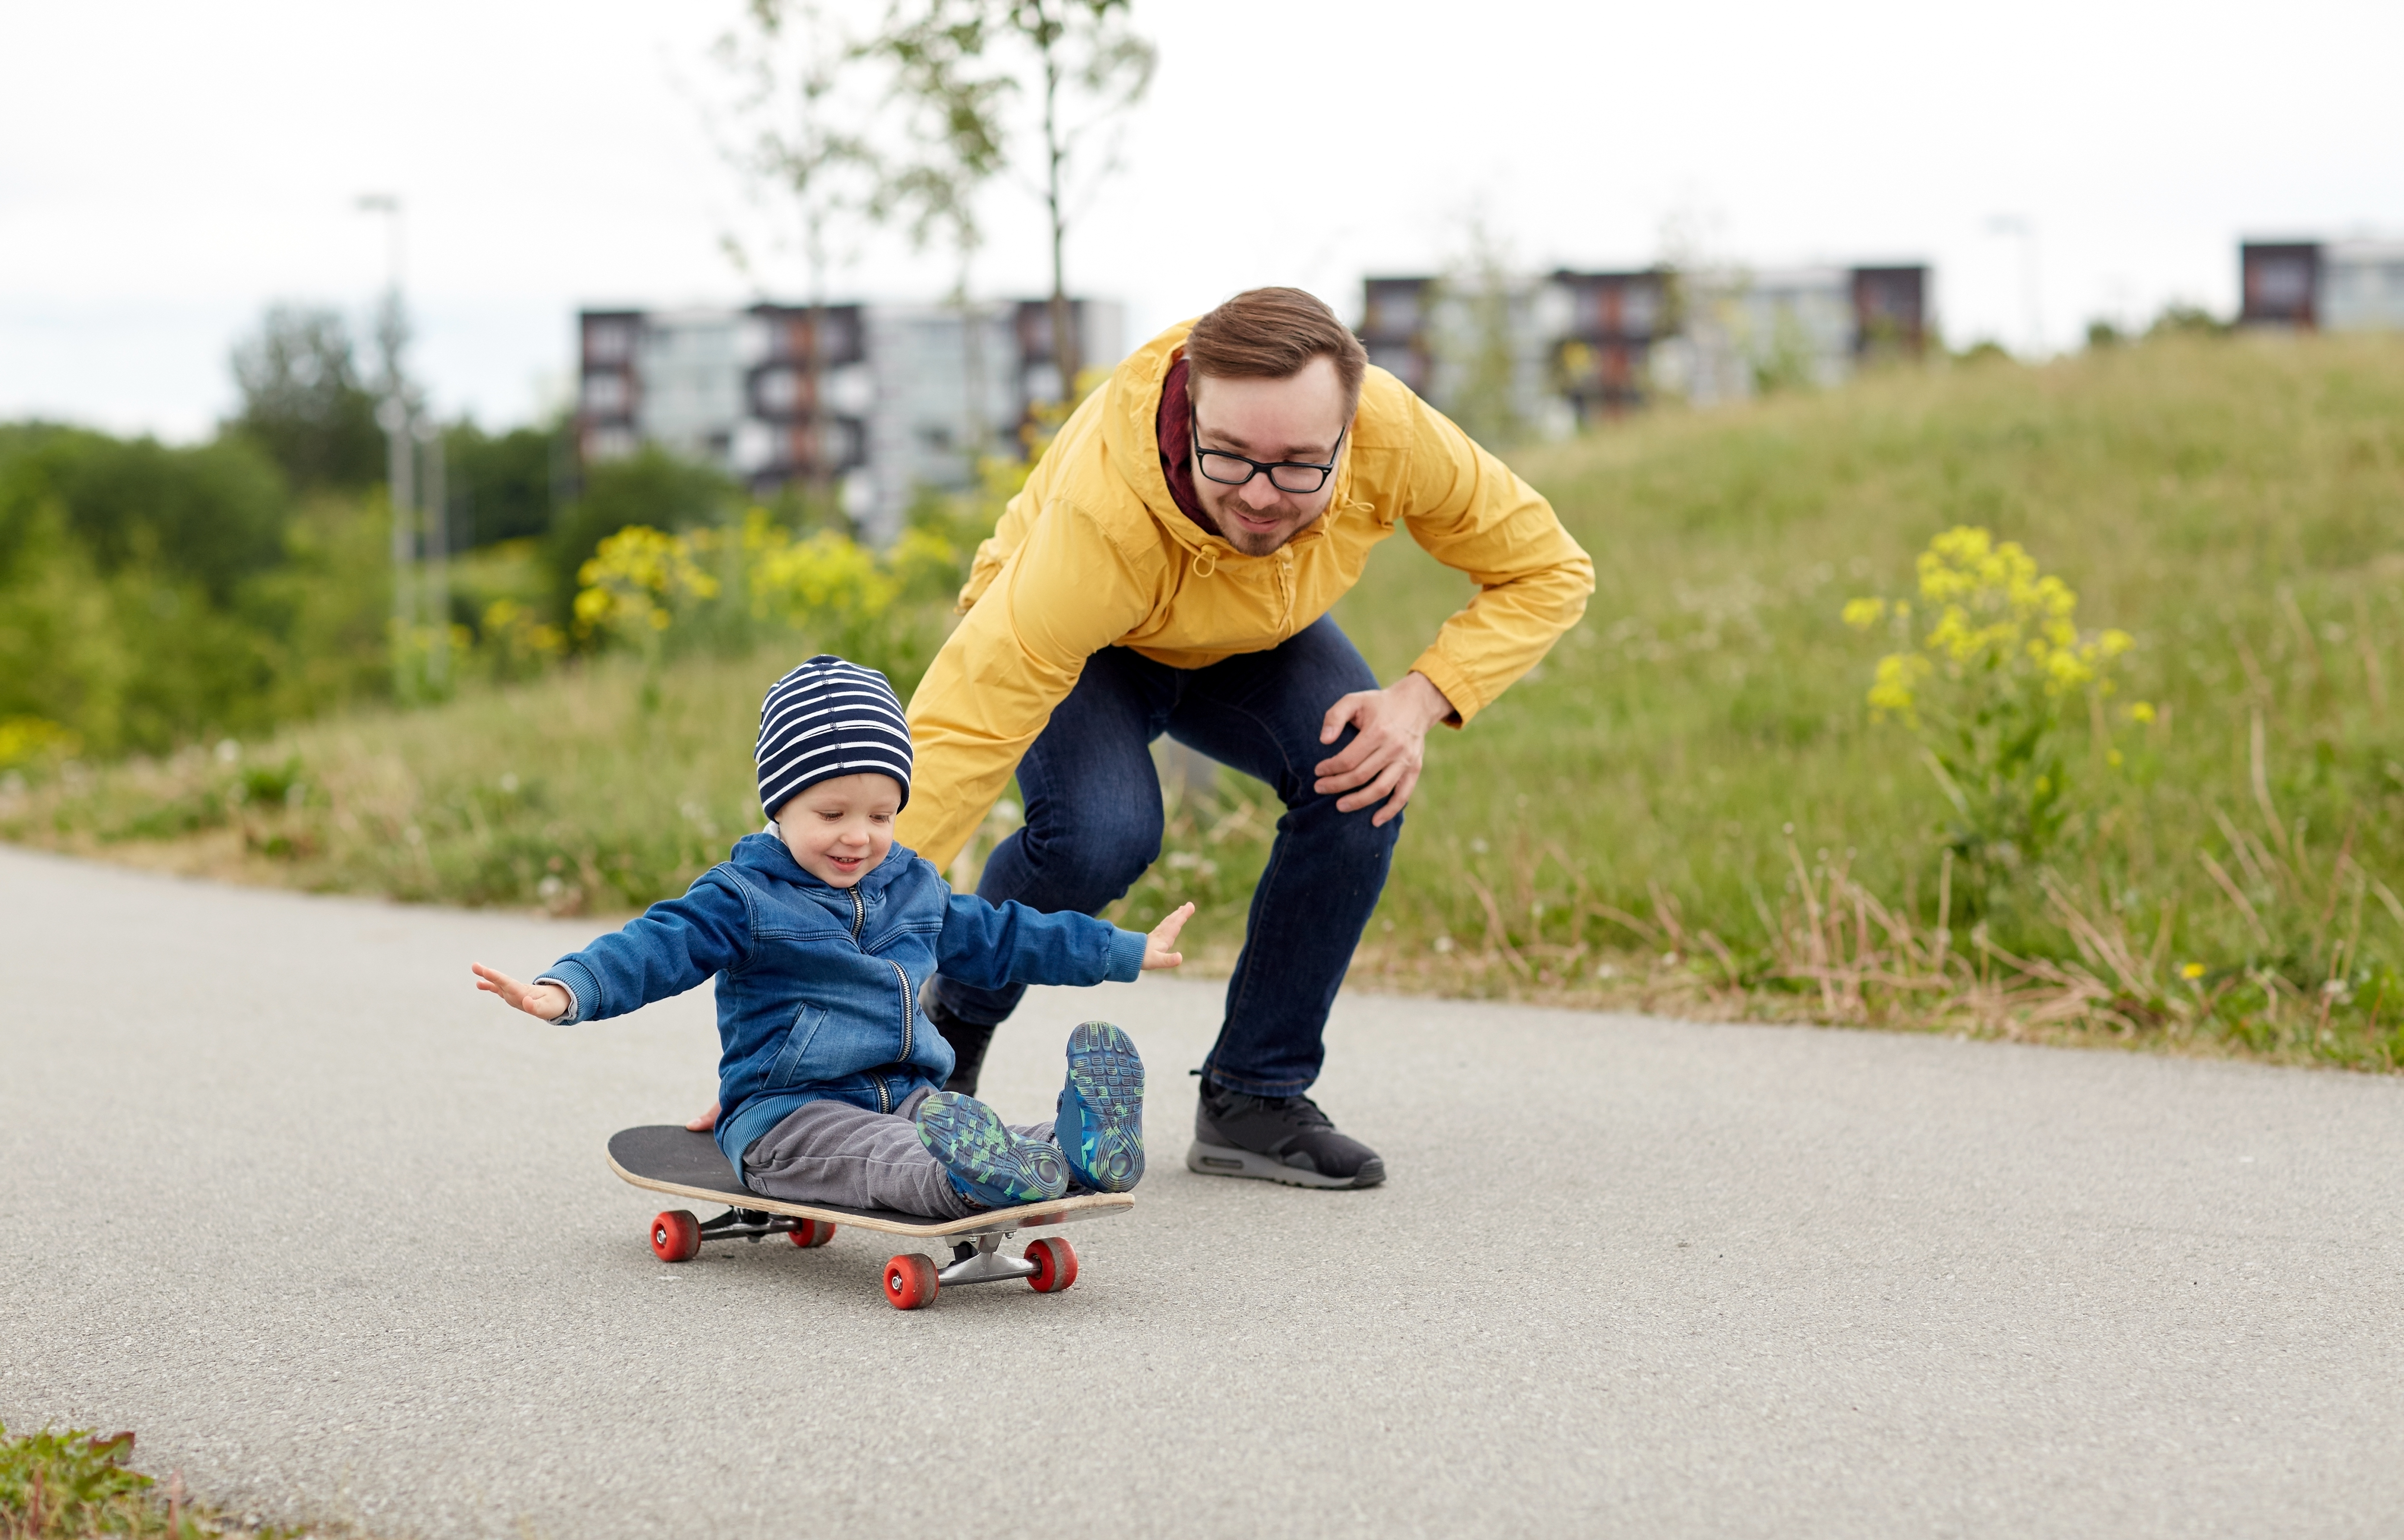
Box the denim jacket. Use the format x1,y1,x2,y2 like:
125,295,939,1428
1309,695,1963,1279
539,832,1147,1176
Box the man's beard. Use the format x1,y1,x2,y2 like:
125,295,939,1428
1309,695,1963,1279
1206,501,1324,557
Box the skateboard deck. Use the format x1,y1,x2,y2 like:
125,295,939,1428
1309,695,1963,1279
607,1125,1131,1309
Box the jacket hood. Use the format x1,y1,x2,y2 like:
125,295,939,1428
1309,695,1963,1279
1094,321,1368,566
727,830,920,901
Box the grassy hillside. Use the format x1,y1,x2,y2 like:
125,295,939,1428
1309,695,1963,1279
9,333,2404,1063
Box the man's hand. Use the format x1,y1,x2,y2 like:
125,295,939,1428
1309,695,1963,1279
1313,672,1455,826
471,962,570,1021
1144,902,1195,970
687,1101,721,1133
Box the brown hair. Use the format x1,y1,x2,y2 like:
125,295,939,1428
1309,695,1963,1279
1184,287,1368,414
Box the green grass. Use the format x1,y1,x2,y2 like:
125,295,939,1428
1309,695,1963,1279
9,333,2404,1064
0,1422,312,1538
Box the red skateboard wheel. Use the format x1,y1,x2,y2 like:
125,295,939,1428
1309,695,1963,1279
788,1220,837,1249
884,1253,938,1310
1025,1236,1078,1293
650,1210,701,1263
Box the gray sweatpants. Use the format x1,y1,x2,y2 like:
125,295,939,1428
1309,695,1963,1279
741,1086,1056,1221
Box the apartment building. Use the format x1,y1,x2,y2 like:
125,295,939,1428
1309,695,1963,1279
2240,240,2404,331
576,298,1124,542
1360,263,1929,427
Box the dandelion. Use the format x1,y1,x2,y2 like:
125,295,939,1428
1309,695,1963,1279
2181,962,2207,981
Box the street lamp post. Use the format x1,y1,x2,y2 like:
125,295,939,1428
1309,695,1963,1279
1987,214,2043,359
358,193,419,698
417,415,449,691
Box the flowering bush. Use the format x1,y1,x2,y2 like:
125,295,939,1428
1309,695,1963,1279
573,525,724,645
0,715,80,771
1845,526,2145,878
570,510,967,694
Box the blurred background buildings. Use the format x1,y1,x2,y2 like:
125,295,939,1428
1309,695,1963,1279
577,299,1120,540
576,228,2404,523
1355,263,1928,437
2239,239,2404,331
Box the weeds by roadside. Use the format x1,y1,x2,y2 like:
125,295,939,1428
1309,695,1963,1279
0,1424,321,1540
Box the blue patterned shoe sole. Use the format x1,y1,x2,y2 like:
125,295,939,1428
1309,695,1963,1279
915,1092,1068,1208
1058,1020,1145,1193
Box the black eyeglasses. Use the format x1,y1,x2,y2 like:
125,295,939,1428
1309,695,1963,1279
1191,418,1346,495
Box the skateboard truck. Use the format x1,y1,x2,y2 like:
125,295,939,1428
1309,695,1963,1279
697,1207,812,1245
938,1231,1039,1287
651,1207,837,1260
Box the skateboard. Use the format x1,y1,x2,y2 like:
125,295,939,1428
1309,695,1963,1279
606,1125,1131,1311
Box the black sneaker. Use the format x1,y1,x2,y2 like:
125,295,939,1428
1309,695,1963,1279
1187,1080,1386,1189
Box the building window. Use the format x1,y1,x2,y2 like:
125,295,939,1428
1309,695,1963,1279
582,371,629,415
586,322,633,364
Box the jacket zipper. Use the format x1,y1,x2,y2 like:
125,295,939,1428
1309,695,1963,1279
888,959,914,1062
846,886,912,1102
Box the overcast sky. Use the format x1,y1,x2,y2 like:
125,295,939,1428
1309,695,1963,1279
3,0,2398,440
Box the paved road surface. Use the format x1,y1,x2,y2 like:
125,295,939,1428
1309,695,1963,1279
4,844,2403,1538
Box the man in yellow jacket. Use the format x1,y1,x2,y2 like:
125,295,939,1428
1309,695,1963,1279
898,288,1594,1189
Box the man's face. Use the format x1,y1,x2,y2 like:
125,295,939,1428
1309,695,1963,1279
1189,355,1352,558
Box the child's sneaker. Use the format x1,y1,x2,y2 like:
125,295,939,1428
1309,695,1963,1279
915,1092,1069,1209
1055,1020,1144,1192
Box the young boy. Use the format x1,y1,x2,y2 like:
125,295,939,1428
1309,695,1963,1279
471,654,1193,1218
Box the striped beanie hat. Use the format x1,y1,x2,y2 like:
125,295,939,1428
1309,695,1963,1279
756,655,914,818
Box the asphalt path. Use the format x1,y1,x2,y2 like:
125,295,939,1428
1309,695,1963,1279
5,843,2404,1538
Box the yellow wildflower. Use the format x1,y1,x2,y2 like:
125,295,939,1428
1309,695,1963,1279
1841,597,1888,630
1867,652,1930,719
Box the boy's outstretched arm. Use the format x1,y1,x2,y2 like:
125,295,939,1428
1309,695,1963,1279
468,870,752,1026
935,890,1193,991
472,963,570,1020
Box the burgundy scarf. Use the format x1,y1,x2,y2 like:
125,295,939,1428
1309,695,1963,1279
1153,355,1220,537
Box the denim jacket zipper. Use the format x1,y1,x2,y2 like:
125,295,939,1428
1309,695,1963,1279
846,886,914,1106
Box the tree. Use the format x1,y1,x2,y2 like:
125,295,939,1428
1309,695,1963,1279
714,1,883,502
225,305,386,492
864,0,1153,399
445,421,563,549
1012,0,1152,392
863,5,1012,451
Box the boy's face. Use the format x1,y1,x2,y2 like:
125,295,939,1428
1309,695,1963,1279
771,773,902,888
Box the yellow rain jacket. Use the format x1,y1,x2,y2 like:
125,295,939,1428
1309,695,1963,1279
896,319,1595,870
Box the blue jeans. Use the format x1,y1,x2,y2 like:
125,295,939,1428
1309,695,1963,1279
925,614,1402,1096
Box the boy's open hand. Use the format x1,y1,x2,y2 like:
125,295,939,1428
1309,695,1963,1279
1143,902,1195,971
472,962,570,1021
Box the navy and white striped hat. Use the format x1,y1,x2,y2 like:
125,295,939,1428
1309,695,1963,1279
756,655,914,817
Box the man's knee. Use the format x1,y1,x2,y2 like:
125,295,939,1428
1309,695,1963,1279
1021,803,1163,896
